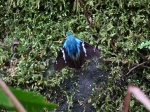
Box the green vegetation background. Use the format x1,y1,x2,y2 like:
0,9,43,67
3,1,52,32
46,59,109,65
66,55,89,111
0,0,150,111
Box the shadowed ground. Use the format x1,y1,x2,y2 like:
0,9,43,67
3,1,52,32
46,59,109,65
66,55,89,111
55,59,109,112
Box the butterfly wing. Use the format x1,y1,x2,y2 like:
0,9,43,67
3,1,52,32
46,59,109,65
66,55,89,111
80,42,100,60
54,40,100,71
54,48,69,71
54,48,79,71
68,41,100,69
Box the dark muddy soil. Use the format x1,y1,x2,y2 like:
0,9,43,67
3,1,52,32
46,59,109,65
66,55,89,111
55,59,109,112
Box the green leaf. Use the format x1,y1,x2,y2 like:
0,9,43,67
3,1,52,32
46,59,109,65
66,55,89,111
130,100,135,107
10,87,58,112
0,87,58,112
0,89,14,109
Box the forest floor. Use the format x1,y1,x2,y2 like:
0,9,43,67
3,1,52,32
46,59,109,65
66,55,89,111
53,59,109,112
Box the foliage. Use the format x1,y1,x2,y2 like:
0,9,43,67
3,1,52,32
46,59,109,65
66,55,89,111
0,89,14,109
0,87,57,111
138,40,150,49
0,0,150,111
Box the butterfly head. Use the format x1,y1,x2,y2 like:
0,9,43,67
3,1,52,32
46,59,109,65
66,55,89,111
66,31,73,37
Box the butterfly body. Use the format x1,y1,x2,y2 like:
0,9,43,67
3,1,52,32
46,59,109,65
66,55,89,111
63,35,81,59
54,31,100,71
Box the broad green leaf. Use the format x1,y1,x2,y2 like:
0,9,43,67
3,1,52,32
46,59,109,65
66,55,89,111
0,87,58,112
10,87,58,112
0,89,14,109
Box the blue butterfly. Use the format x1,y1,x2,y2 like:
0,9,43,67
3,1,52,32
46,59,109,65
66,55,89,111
54,31,100,71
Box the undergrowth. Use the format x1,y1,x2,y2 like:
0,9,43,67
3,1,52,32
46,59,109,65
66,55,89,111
0,0,150,111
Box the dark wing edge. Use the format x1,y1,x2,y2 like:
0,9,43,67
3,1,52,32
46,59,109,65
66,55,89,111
53,48,68,71
54,48,82,71
80,42,100,60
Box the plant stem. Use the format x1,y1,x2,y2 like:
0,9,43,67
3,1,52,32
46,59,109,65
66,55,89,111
0,78,26,112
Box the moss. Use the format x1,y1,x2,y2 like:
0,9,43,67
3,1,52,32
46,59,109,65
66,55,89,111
0,0,150,111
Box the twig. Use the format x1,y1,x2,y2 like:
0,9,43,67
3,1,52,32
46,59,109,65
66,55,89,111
125,62,146,75
123,84,150,112
123,85,131,112
102,58,128,64
0,78,26,112
79,0,95,28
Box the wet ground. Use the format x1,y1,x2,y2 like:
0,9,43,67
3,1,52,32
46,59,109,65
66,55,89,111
55,59,109,112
